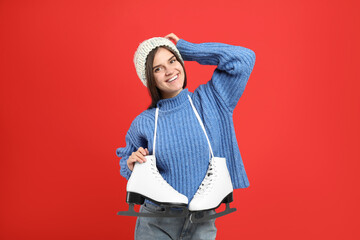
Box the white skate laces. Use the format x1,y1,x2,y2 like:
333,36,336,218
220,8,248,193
149,158,167,186
195,161,217,196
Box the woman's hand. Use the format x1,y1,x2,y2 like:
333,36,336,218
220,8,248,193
127,147,149,171
164,33,180,45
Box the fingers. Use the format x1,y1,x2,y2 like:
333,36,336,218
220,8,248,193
134,151,146,162
164,33,179,44
164,33,173,38
127,155,141,172
138,147,147,156
127,147,149,171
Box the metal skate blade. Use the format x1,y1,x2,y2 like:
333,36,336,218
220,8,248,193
189,203,237,223
117,204,189,218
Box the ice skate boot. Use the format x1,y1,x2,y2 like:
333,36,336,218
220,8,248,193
189,157,236,223
185,95,237,223
117,155,189,218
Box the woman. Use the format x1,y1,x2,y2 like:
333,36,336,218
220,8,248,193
116,33,256,239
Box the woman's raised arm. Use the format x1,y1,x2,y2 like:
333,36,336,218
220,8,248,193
176,38,256,112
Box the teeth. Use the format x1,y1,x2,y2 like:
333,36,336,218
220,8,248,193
168,75,178,82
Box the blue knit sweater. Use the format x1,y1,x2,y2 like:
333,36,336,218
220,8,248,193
116,39,256,202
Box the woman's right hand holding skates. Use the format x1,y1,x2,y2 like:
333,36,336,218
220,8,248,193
127,147,149,171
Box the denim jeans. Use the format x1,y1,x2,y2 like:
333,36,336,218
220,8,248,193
134,203,217,240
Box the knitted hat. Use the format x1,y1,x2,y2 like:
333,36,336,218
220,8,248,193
134,37,184,87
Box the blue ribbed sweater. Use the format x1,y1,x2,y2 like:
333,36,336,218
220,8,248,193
116,39,256,201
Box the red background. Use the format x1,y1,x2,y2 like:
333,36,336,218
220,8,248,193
1,0,359,239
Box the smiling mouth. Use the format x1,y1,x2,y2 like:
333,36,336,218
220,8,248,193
167,74,179,83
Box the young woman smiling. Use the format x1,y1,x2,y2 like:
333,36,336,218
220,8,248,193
116,33,256,239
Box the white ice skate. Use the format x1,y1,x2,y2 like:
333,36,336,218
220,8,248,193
117,108,189,218
117,155,189,218
187,95,237,223
188,157,236,223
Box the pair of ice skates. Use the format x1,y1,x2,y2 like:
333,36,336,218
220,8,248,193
117,95,236,223
117,154,236,223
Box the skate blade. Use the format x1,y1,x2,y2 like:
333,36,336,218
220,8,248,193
189,203,237,223
117,204,189,218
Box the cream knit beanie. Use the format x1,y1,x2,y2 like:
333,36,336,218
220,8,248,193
133,37,184,87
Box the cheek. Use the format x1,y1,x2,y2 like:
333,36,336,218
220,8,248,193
179,66,185,76
153,74,161,83
176,64,185,74
154,75,165,87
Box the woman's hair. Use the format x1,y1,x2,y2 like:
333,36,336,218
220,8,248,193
145,45,187,109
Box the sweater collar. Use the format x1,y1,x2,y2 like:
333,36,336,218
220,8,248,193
156,88,189,111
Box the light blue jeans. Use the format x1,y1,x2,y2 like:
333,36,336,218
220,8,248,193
134,203,217,240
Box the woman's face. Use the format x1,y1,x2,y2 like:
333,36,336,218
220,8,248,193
152,47,185,99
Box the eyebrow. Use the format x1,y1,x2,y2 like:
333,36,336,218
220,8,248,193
152,55,176,70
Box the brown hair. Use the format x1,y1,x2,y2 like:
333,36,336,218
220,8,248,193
145,46,187,109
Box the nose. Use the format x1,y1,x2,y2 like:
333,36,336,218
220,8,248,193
165,68,174,76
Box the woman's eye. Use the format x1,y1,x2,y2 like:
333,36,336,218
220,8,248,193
170,59,176,63
154,67,161,73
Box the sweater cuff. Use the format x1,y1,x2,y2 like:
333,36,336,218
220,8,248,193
176,39,198,62
121,163,132,180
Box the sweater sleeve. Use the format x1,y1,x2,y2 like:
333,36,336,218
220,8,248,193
116,117,144,180
176,39,256,112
